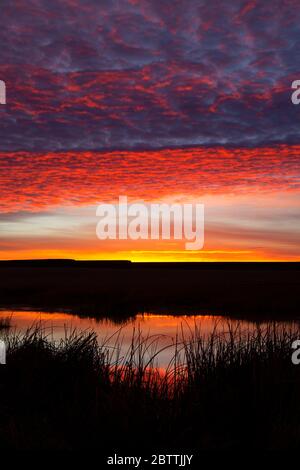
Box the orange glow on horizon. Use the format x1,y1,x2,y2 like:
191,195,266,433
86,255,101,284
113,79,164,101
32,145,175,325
0,145,299,262
0,249,298,262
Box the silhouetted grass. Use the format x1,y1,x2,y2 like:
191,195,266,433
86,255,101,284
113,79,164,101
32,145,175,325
1,322,300,450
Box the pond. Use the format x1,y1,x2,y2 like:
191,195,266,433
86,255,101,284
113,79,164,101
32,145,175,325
0,309,297,368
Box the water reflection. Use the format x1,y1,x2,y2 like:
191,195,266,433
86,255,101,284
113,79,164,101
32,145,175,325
0,310,296,367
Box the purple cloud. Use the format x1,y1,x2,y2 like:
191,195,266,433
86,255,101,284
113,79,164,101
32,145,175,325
0,0,300,150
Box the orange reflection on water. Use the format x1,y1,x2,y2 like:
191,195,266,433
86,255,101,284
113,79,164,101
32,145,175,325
0,310,266,367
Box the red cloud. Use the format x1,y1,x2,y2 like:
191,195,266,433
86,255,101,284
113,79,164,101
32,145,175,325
0,145,299,213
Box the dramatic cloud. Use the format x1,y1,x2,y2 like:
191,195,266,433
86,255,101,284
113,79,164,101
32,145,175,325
0,1,299,261
0,0,300,150
0,146,299,212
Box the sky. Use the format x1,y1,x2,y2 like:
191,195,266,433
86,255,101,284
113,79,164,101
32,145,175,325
0,0,299,261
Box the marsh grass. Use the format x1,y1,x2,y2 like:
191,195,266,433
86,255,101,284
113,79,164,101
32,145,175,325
1,321,300,450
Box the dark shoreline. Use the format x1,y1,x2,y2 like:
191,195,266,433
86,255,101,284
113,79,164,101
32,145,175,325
1,259,299,269
0,261,299,321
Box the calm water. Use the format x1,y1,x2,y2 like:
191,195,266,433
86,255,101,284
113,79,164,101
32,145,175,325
0,310,295,367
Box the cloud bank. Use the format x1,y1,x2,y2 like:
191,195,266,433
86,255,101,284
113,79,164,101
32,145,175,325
0,0,300,150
